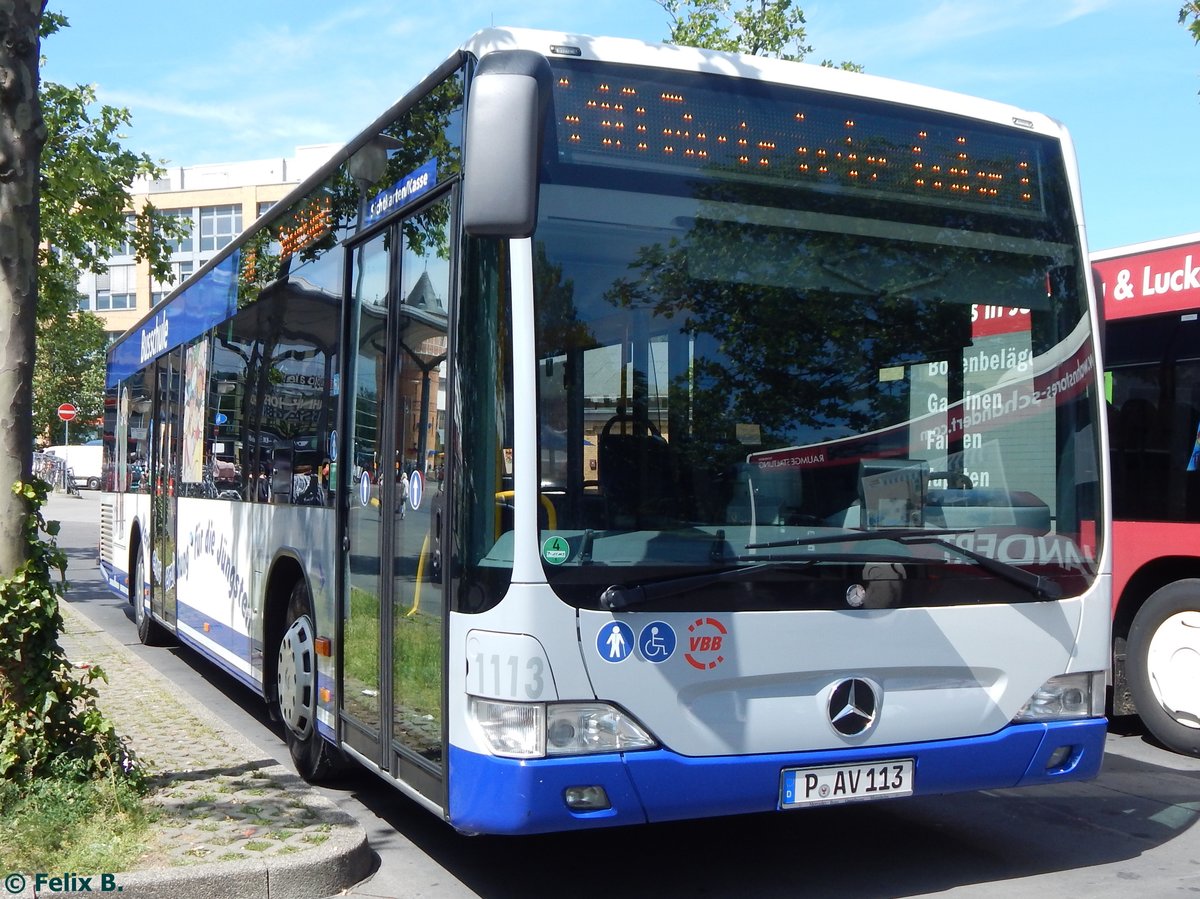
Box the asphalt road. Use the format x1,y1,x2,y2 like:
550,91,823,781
52,489,1200,899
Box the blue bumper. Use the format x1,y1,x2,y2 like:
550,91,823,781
447,717,1106,835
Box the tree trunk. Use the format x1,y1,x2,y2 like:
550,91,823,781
0,0,44,576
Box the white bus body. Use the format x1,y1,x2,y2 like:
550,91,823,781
100,27,1111,835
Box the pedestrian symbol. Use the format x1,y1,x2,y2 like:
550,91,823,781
596,621,634,663
638,621,676,663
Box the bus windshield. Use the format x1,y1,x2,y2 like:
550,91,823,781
528,59,1102,609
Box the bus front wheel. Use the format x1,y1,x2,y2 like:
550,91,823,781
131,543,168,646
1127,580,1200,757
276,580,342,782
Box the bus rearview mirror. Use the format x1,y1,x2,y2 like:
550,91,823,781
462,50,551,239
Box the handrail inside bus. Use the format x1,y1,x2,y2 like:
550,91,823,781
494,490,557,535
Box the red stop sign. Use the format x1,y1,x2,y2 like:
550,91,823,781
57,403,77,421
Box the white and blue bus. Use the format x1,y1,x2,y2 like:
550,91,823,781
100,27,1110,835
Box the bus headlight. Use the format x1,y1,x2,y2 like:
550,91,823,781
468,697,656,759
545,702,657,756
1014,672,1105,722
468,697,544,758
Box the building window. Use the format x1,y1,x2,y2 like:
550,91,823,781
96,292,137,310
257,201,282,257
161,208,195,254
152,260,193,306
97,264,137,312
200,205,242,252
77,293,91,311
112,213,137,257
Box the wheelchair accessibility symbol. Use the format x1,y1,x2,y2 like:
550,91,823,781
638,621,676,664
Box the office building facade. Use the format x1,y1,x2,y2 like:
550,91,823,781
79,144,337,338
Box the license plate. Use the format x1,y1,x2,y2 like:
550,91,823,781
781,759,914,808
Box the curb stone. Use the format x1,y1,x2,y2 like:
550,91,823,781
18,601,374,899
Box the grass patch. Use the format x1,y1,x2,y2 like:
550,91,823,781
0,773,154,874
344,586,443,718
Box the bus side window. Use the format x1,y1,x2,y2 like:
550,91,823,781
271,448,293,503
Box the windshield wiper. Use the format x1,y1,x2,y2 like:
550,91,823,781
600,561,812,610
748,528,1060,600
600,529,1061,611
901,534,1063,600
746,528,969,550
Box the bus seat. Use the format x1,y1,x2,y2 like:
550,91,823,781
597,414,675,528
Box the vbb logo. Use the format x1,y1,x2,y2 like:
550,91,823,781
684,616,728,670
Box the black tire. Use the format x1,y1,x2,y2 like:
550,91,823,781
1127,580,1200,756
131,543,169,646
86,477,100,491
276,580,345,782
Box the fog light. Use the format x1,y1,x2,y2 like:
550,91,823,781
1045,744,1074,771
564,785,611,811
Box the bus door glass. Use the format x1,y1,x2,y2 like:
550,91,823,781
151,349,182,627
343,195,451,796
390,195,450,783
344,228,388,763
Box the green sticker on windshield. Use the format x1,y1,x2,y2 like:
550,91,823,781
541,536,571,565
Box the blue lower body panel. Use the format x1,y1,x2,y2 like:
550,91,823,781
447,718,1106,835
99,559,129,600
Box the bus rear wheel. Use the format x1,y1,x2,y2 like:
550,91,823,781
276,580,342,782
1127,580,1200,756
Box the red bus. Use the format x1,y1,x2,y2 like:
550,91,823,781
1094,233,1200,756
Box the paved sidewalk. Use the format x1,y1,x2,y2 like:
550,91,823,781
13,493,374,899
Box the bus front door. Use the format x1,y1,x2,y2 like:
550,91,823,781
342,197,450,807
150,349,180,631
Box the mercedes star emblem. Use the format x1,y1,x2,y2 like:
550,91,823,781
828,678,878,736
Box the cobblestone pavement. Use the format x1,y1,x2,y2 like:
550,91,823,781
14,492,374,899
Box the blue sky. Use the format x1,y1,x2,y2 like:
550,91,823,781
43,0,1200,252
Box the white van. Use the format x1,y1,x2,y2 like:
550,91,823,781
44,443,103,490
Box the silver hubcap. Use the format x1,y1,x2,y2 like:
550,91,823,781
134,554,148,624
1147,610,1200,729
277,614,316,738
